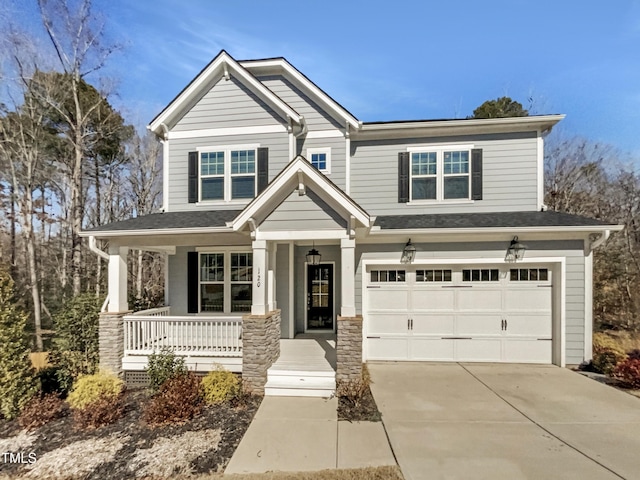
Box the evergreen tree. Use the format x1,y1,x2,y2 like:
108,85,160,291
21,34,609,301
0,268,37,419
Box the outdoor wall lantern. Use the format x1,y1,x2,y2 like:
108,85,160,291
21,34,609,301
401,239,417,264
506,236,527,262
306,242,322,265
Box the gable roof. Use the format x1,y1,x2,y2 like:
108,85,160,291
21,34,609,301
239,57,360,130
148,51,301,136
231,156,371,232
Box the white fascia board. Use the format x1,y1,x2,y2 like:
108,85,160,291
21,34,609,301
79,227,233,238
305,129,344,139
231,157,370,230
356,115,566,139
149,52,301,134
241,59,360,130
368,225,623,236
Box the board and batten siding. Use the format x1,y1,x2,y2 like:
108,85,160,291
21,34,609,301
350,131,539,215
172,76,284,131
296,136,347,191
167,132,289,211
257,74,344,131
354,240,587,365
259,190,347,231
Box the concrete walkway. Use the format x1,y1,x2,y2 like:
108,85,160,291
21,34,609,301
369,363,640,480
225,396,396,474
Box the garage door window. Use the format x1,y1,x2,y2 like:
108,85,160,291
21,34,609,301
416,269,452,282
462,268,499,282
510,268,548,281
371,270,406,282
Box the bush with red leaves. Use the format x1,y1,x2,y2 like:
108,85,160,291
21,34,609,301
18,394,68,430
143,372,204,426
73,393,125,430
613,358,640,389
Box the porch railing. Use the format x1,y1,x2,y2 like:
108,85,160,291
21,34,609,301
123,307,242,357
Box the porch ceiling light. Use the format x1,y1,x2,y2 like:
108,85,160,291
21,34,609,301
506,236,527,262
306,242,322,265
401,239,416,264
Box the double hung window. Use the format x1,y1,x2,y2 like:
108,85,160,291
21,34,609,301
200,252,253,313
410,147,472,201
199,146,257,201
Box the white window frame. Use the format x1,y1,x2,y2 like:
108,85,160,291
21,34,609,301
197,144,259,203
197,248,253,314
407,144,474,203
306,147,331,174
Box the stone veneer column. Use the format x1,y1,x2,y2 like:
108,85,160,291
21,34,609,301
336,315,363,382
242,309,281,394
99,312,128,377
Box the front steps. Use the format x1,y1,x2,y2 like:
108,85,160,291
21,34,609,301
264,338,336,397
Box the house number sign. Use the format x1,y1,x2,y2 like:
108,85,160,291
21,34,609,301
256,268,261,287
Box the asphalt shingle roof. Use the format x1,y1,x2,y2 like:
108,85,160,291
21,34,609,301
374,210,614,230
84,210,241,232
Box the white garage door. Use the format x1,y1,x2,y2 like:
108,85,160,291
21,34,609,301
365,266,553,363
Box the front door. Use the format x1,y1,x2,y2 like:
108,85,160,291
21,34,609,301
306,264,334,330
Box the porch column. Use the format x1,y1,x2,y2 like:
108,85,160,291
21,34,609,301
267,242,277,311
340,238,356,317
108,245,129,313
252,240,268,315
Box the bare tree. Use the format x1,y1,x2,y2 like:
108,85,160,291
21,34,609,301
36,0,121,295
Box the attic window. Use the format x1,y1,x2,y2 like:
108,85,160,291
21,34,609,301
307,147,331,174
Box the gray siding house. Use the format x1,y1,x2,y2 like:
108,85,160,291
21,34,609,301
82,51,621,396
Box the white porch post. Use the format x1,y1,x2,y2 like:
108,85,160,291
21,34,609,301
340,238,356,317
268,242,277,311
107,245,129,313
252,240,268,315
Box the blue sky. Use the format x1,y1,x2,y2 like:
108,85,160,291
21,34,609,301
5,0,640,156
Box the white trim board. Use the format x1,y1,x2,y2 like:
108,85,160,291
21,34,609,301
167,125,287,140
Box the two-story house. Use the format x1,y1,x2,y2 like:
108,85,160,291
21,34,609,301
82,51,621,396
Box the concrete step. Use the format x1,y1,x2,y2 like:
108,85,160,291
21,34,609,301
264,373,336,398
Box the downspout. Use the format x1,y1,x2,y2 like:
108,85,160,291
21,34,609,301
590,229,610,251
88,236,110,312
160,123,170,212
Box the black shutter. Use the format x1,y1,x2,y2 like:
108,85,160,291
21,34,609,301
257,147,269,194
187,251,199,314
398,152,410,203
188,151,198,203
471,148,483,200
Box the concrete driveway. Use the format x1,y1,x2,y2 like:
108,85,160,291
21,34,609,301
369,363,640,480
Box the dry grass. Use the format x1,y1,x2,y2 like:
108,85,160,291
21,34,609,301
602,331,640,353
29,352,49,370
137,466,404,480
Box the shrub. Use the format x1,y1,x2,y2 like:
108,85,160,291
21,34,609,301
613,358,640,389
36,366,66,397
627,349,640,361
67,371,124,410
0,269,37,419
201,367,240,405
73,394,125,430
143,372,203,426
50,293,102,391
337,364,371,408
19,394,68,430
146,347,187,392
592,333,627,375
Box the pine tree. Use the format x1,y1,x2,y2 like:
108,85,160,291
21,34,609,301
0,268,37,419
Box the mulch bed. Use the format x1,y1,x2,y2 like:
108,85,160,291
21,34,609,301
337,385,382,422
0,388,261,479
